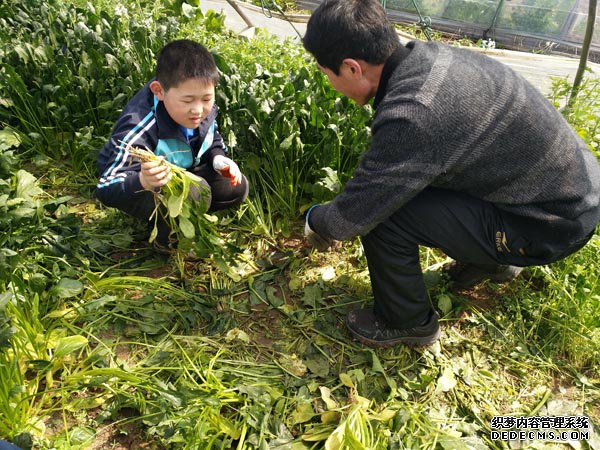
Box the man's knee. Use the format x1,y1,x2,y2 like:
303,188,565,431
362,218,418,256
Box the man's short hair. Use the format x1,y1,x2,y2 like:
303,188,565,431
302,0,399,74
156,39,219,90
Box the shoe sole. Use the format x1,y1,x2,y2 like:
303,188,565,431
346,324,441,349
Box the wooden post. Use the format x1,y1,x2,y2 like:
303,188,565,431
224,0,255,28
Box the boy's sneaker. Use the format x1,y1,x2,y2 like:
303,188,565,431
445,261,523,288
345,308,440,348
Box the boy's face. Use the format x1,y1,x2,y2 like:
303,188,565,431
150,78,215,129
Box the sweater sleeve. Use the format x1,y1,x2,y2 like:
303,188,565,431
310,117,444,241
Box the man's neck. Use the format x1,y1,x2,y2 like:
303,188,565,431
364,64,385,102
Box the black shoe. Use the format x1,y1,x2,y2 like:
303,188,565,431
345,308,440,348
445,261,522,288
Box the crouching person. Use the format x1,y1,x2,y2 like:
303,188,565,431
302,0,600,348
96,39,248,253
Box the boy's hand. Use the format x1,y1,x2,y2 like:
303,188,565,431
213,155,242,186
139,157,172,191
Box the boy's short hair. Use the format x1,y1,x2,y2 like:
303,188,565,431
156,39,219,90
302,0,399,74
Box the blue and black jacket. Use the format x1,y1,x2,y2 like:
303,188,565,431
96,80,227,208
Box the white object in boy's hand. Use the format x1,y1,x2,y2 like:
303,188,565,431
212,155,242,186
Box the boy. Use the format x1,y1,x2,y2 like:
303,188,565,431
302,0,600,348
96,39,248,251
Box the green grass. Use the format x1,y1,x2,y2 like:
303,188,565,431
550,75,600,155
0,0,599,448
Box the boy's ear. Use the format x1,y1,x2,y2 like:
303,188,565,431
149,80,165,100
341,58,364,79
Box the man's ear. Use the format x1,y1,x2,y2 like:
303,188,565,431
149,80,165,100
341,58,364,78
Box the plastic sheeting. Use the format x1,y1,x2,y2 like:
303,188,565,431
385,0,598,45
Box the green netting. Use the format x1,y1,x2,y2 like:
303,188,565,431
385,0,598,45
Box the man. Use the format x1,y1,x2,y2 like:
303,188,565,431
302,0,600,348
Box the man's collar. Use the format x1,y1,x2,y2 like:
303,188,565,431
373,44,412,109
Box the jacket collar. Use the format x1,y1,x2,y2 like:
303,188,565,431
373,44,412,110
154,99,182,140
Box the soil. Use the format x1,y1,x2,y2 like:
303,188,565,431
242,302,283,347
89,409,160,450
459,284,501,308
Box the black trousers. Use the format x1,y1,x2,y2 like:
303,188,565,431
109,163,248,245
361,188,593,329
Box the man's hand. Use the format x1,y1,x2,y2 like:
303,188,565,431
304,205,332,251
213,155,242,186
139,157,172,191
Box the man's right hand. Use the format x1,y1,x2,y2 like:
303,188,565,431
139,157,172,191
304,205,333,251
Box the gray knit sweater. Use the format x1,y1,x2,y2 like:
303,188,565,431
310,41,600,242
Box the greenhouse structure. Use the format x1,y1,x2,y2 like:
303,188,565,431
298,0,599,62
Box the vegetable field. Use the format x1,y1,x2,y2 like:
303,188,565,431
0,0,599,448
